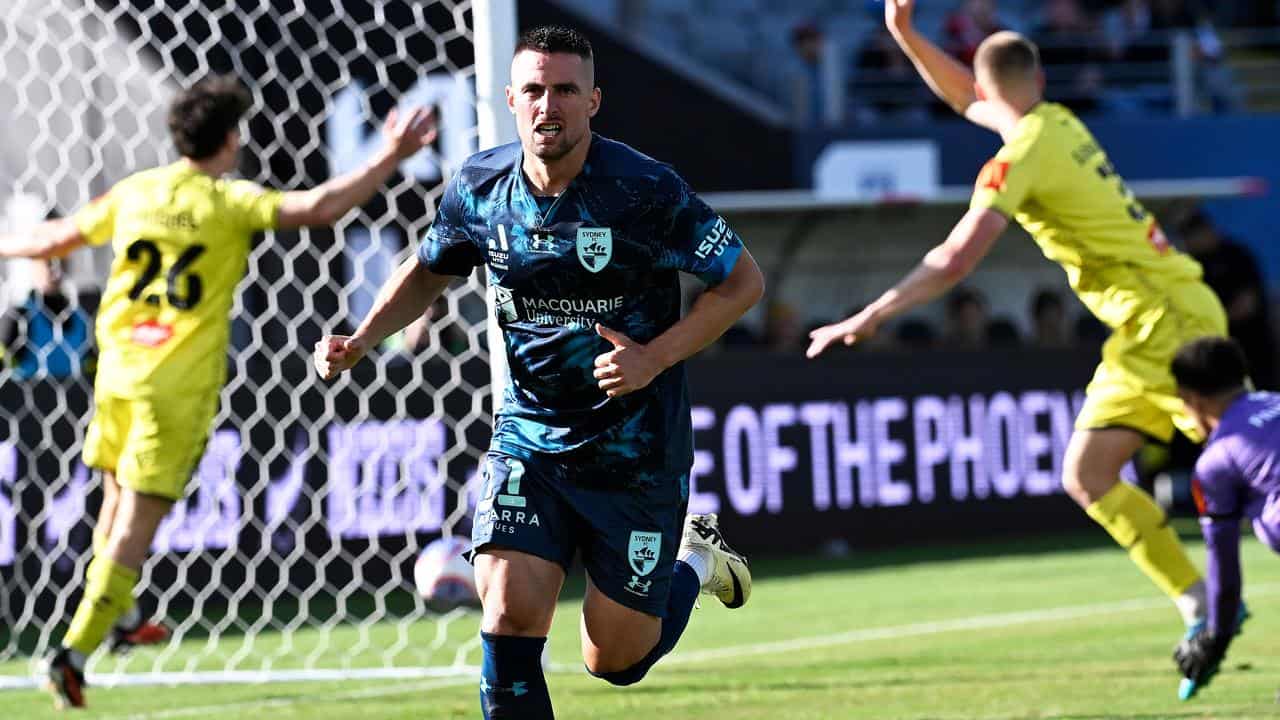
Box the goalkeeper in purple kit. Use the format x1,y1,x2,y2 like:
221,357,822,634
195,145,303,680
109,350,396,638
1170,336,1274,698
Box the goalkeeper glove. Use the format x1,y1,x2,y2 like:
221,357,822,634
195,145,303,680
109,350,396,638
1173,630,1231,698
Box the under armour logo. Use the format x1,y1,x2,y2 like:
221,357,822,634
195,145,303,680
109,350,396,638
481,677,529,697
530,231,556,253
625,575,653,596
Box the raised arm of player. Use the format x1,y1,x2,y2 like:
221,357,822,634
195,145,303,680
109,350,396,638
0,217,86,259
806,207,1006,358
884,0,1002,132
313,255,453,380
1174,454,1249,697
278,107,438,229
593,250,764,398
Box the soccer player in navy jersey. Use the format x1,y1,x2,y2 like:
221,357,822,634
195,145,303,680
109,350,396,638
315,26,764,718
1170,337,1275,699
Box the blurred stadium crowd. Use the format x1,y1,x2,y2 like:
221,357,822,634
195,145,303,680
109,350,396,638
564,0,1279,123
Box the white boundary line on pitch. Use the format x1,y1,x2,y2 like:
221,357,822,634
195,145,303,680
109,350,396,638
0,665,480,691
19,581,1280,718
662,580,1280,667
109,675,480,719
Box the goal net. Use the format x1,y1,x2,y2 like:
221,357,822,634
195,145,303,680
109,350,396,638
0,0,505,687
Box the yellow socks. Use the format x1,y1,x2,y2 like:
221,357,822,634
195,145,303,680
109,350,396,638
1085,481,1200,599
63,556,138,656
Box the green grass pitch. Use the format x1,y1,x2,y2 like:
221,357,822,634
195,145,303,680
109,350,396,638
5,527,1280,719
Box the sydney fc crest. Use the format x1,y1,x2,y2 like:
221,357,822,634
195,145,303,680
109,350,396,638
628,530,661,577
493,284,517,322
576,227,612,273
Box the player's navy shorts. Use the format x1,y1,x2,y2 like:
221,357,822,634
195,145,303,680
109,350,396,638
471,450,689,617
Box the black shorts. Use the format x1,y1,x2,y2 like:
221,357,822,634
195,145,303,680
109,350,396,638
471,451,688,617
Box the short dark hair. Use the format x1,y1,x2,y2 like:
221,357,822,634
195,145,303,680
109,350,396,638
167,75,251,160
1172,336,1249,395
515,25,593,62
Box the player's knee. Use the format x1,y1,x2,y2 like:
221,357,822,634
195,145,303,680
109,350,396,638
481,602,548,637
1062,469,1117,507
1060,467,1084,496
101,477,120,507
105,528,151,570
1060,455,1106,506
1059,459,1084,498
582,637,656,684
478,571,553,635
585,654,651,686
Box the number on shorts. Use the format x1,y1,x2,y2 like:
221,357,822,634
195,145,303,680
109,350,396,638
496,459,526,508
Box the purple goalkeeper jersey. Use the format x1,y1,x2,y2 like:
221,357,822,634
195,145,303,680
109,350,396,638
1193,391,1280,637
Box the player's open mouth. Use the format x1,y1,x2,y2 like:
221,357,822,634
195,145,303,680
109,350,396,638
534,123,561,137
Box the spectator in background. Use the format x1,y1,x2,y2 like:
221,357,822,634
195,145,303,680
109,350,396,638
943,286,990,349
1032,0,1106,114
1151,0,1241,112
851,26,934,124
1030,288,1072,348
1099,0,1181,112
1102,0,1239,113
1186,11,1242,113
0,258,95,380
1179,210,1277,388
986,316,1023,347
1074,311,1111,347
894,317,938,351
1102,0,1160,63
945,0,1005,64
784,21,827,127
764,300,806,352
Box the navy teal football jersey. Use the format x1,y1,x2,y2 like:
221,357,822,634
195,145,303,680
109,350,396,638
417,134,743,482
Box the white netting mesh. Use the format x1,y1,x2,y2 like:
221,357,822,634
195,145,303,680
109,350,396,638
0,0,494,684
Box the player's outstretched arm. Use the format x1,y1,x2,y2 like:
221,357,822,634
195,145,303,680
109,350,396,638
313,255,452,380
1175,515,1244,698
0,217,86,259
806,207,1006,358
884,0,1001,131
593,249,764,398
278,107,438,229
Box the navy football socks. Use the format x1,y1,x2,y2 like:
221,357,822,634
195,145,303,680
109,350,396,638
479,632,553,719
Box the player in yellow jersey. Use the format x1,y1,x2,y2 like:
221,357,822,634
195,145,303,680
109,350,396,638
0,75,437,709
808,0,1226,646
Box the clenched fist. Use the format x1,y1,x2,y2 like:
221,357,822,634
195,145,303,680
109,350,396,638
314,335,368,380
